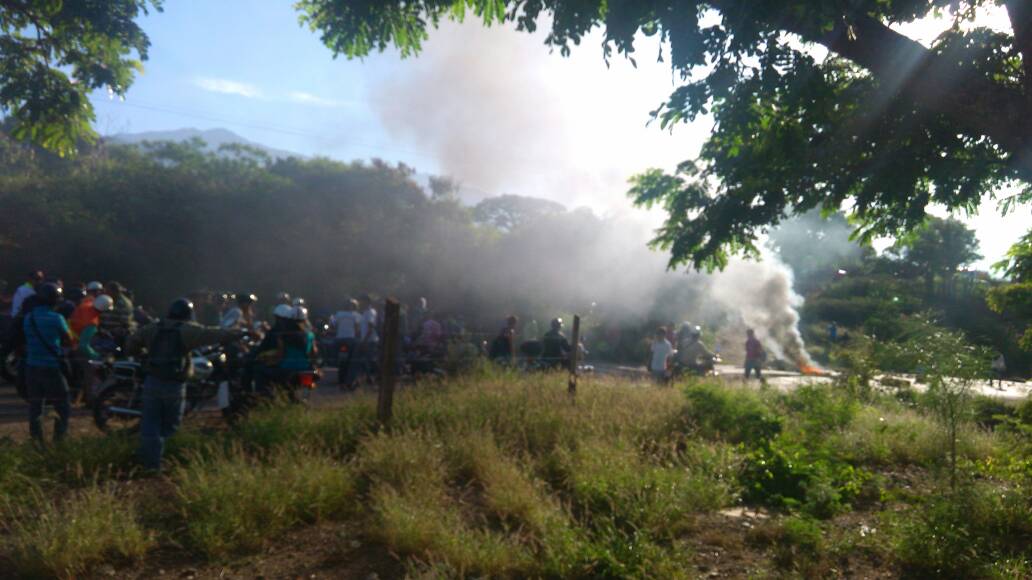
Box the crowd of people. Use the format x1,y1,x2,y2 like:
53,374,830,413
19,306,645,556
2,269,773,470
646,322,767,383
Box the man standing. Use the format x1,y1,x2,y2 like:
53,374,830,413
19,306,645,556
23,283,72,444
331,299,361,389
356,294,380,384
649,327,675,383
11,270,43,316
744,329,766,380
127,298,243,472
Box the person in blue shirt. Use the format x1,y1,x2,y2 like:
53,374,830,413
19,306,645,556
23,283,73,443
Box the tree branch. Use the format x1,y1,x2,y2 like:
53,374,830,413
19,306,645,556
776,11,1032,181
1006,0,1032,97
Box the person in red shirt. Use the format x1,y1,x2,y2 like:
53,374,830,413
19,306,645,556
744,328,765,380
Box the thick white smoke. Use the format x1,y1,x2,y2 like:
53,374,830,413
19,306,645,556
705,258,816,367
370,19,816,366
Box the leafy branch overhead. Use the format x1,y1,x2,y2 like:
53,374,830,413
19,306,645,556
0,0,160,157
297,0,1032,269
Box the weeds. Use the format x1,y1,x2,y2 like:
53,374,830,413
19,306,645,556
173,446,356,558
4,484,152,578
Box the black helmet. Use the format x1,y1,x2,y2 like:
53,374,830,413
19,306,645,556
37,283,62,307
236,292,257,306
550,317,563,331
167,298,195,321
66,287,86,303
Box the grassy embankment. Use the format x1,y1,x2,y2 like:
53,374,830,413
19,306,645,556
2,365,1032,578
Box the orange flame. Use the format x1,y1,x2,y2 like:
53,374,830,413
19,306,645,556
799,364,825,376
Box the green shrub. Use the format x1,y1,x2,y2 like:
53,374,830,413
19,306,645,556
891,484,1032,578
740,439,873,518
972,396,1014,429
772,516,825,571
683,383,781,444
779,385,857,438
4,485,153,578
174,446,356,558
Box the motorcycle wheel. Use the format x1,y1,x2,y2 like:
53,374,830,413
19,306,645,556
93,381,142,434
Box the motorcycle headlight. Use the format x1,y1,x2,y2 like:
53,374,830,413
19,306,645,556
217,353,227,365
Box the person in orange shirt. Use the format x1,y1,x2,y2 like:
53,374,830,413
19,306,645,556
69,294,113,405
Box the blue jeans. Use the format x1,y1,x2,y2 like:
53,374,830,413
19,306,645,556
139,376,186,471
26,366,71,443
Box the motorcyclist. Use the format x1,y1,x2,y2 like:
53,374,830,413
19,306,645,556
675,323,716,375
488,315,519,365
127,298,244,472
221,293,257,330
70,294,114,405
252,305,319,397
541,318,572,369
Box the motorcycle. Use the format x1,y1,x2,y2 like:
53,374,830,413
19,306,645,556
671,353,722,379
92,344,239,433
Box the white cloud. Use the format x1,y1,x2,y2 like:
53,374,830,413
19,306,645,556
287,91,351,107
193,77,263,98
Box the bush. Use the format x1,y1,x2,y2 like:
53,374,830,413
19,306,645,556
4,485,153,578
683,383,781,444
891,483,1032,578
972,396,1013,429
740,438,873,518
174,446,356,558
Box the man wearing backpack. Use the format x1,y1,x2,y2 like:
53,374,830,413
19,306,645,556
23,283,73,444
127,298,244,472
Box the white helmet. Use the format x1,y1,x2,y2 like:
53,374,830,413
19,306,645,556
290,306,308,321
276,291,291,303
291,297,306,307
86,281,104,292
93,294,114,312
273,304,294,319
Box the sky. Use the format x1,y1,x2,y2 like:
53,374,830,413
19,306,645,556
88,1,1029,271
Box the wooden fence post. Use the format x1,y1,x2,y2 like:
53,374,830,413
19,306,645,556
377,298,401,425
568,314,581,398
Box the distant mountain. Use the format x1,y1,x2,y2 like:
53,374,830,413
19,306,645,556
104,127,300,160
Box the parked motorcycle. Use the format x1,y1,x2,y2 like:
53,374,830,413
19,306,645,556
92,344,239,433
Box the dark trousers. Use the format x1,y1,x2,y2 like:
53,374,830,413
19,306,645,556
26,366,71,442
745,359,763,379
336,338,356,386
139,376,186,471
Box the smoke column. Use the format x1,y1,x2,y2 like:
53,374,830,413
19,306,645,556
706,258,816,367
369,19,817,366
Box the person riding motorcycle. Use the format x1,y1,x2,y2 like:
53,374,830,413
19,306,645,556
541,318,572,369
70,294,114,405
675,323,717,375
252,305,319,397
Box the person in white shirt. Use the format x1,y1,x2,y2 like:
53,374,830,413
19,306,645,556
649,327,675,383
352,294,380,386
360,295,379,343
332,299,362,389
11,270,43,317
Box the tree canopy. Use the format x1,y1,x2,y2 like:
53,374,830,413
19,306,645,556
472,194,566,231
297,0,1032,269
888,216,982,295
0,0,158,156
